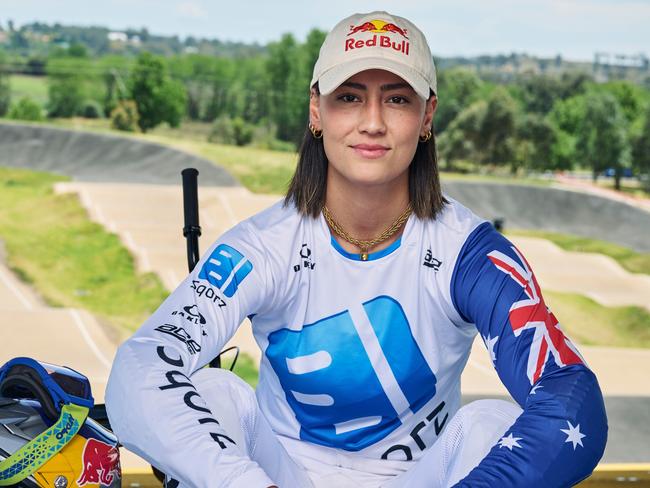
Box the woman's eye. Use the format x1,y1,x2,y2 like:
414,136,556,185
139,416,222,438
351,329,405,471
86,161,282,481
337,94,359,103
388,96,409,104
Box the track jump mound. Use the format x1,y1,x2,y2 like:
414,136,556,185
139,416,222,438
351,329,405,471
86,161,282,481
0,122,238,186
444,181,650,253
1,122,648,252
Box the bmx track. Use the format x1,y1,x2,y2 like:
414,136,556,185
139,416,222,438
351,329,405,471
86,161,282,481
0,122,649,477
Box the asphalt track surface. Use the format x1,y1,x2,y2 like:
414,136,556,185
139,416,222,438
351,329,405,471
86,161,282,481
0,121,648,466
2,122,649,252
0,122,238,186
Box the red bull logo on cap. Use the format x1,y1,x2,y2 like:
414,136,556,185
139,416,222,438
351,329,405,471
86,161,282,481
77,438,121,487
345,19,410,55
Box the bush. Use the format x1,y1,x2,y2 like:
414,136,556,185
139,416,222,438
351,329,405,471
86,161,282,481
251,122,296,152
80,100,103,119
8,97,44,121
110,100,139,132
208,115,235,144
208,116,255,146
47,75,84,118
231,117,254,146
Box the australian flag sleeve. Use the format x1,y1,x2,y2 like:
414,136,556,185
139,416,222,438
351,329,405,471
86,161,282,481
450,222,608,487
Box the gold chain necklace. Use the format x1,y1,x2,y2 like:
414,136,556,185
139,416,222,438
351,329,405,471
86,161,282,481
323,204,412,261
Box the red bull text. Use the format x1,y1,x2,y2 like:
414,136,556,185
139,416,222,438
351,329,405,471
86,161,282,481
346,20,410,55
77,438,121,487
345,35,410,55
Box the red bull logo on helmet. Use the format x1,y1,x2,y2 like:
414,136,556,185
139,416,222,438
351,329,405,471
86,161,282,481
77,438,121,487
345,19,410,55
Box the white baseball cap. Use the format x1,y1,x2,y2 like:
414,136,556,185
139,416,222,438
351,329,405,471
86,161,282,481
310,11,437,100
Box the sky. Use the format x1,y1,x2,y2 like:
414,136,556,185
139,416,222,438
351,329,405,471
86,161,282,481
1,0,649,61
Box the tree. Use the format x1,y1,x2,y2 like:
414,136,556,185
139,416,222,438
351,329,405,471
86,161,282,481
515,113,558,171
631,103,650,186
437,100,487,168
435,68,482,133
47,74,84,117
204,58,236,121
266,34,305,144
549,129,577,172
548,94,587,134
597,81,643,124
517,75,561,114
0,51,10,116
67,42,88,58
575,92,630,189
168,54,218,121
128,52,187,132
557,71,591,99
303,29,326,84
479,87,518,166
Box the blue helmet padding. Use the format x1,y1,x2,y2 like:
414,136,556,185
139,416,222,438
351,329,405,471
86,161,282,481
0,357,94,413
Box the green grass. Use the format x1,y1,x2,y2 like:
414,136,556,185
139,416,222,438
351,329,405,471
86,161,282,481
0,167,169,334
546,290,650,348
145,135,298,195
219,350,260,388
506,229,650,275
0,166,261,385
9,75,49,106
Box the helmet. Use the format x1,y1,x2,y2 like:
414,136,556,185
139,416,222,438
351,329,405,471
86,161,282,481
0,357,121,488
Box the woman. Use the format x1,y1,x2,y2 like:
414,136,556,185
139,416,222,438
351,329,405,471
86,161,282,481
106,11,607,487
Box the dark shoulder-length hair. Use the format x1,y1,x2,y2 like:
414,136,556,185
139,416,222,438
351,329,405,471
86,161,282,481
284,94,447,220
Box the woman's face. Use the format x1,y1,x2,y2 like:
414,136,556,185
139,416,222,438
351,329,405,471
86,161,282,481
310,69,436,191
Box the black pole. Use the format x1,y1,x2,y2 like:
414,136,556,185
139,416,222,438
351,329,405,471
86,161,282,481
181,168,201,273
181,168,221,369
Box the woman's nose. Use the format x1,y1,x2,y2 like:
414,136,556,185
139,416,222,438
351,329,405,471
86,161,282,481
358,98,387,135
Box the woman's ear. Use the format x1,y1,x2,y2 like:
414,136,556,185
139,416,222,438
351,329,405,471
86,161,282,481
309,88,322,130
422,95,437,132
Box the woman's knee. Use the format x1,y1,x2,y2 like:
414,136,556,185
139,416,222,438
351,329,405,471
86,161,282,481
190,367,258,448
192,367,256,405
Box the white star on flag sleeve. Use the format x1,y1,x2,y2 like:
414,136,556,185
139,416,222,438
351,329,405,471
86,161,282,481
450,222,608,487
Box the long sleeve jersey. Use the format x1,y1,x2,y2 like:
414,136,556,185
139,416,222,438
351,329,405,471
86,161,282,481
105,197,607,487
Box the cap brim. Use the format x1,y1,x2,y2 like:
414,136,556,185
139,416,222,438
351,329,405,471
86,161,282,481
317,57,432,100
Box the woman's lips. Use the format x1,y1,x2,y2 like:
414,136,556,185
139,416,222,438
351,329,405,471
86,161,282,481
351,144,390,159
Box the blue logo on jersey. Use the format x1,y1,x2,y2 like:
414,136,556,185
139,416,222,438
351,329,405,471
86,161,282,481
266,296,437,451
198,244,253,298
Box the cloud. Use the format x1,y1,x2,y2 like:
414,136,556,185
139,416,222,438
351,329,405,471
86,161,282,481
176,1,207,18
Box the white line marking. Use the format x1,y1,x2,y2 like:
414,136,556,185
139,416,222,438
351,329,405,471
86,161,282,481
166,270,181,289
217,193,238,226
287,351,332,374
68,309,112,369
124,231,151,271
201,206,216,229
291,391,334,406
334,416,382,435
348,304,411,416
0,266,33,310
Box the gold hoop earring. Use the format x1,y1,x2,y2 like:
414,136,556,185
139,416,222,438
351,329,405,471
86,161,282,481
309,123,323,139
419,130,432,142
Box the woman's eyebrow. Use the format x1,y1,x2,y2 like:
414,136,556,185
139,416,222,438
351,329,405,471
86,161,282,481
381,82,412,91
339,81,412,91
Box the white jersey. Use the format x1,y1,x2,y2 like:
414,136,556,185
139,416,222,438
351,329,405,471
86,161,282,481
105,197,606,487
106,198,483,486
